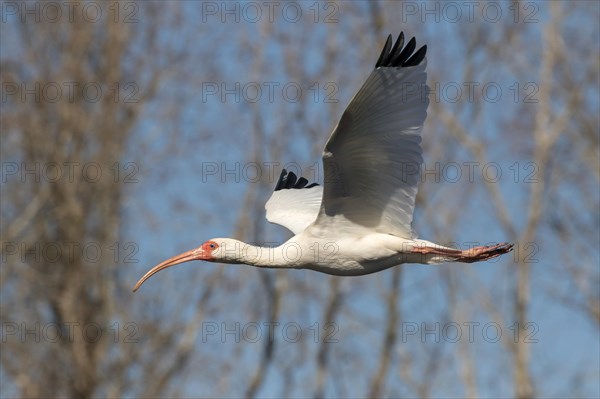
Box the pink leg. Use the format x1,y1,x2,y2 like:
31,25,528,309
411,243,514,263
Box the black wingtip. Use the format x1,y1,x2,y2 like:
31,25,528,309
388,32,405,63
403,44,427,67
273,169,320,192
394,37,416,66
375,34,393,68
375,32,426,68
275,169,287,191
285,171,298,189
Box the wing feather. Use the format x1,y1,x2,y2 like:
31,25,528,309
312,33,429,238
265,170,322,235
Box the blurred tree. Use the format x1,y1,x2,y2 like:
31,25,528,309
1,1,598,398
1,3,213,397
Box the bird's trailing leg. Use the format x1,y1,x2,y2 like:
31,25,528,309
412,242,514,263
454,242,514,263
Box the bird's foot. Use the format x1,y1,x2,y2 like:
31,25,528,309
410,242,514,263
454,242,514,263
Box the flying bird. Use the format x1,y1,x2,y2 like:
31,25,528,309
133,32,513,292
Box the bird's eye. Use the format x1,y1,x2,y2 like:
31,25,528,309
202,241,218,251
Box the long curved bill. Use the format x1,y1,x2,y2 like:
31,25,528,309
133,248,205,292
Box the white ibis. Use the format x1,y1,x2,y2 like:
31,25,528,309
133,33,513,292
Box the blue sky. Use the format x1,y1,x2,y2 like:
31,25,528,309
115,2,599,397
2,1,598,397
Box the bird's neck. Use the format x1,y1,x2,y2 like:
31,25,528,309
220,240,299,269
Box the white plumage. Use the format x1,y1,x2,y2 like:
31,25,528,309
134,33,513,292
265,183,322,235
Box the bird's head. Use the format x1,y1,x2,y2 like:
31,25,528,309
132,238,243,292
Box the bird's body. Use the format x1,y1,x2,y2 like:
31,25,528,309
133,32,513,292
183,235,448,276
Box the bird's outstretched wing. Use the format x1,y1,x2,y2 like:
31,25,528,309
312,32,429,238
265,169,322,235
